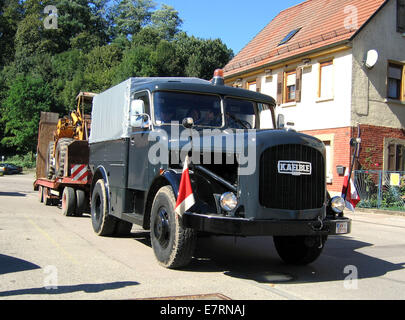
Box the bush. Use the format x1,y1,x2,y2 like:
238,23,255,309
5,153,36,169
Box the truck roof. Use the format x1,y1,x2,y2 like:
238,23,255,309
126,77,276,105
89,77,276,144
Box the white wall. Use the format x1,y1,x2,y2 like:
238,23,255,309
256,49,353,132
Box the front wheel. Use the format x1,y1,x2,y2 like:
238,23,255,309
91,179,116,236
150,185,196,269
273,235,327,265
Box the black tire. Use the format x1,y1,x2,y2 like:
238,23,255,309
44,187,53,206
38,186,44,203
75,189,88,217
273,235,327,265
150,185,196,269
46,141,56,179
61,187,76,216
55,138,74,177
114,220,133,236
91,179,116,236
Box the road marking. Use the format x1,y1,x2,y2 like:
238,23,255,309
26,218,80,266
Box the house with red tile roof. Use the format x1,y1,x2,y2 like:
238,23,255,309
224,0,405,196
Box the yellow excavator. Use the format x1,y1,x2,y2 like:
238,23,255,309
46,92,96,179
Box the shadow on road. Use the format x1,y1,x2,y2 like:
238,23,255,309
0,281,140,297
0,192,27,197
0,254,41,275
131,231,405,284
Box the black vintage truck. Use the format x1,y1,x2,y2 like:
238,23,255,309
88,71,351,268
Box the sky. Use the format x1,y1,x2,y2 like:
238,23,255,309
157,0,304,55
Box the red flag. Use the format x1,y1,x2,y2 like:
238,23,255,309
175,155,195,216
342,168,360,212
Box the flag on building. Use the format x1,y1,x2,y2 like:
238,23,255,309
174,155,195,216
342,167,361,212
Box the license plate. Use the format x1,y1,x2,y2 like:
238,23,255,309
336,222,348,234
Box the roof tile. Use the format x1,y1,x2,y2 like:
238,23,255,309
224,0,387,77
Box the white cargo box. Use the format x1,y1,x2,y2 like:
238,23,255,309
89,77,208,144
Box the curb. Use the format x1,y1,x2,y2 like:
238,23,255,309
353,207,405,217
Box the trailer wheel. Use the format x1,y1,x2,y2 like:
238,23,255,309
38,186,44,203
150,185,196,269
91,179,116,236
273,235,327,265
61,187,76,216
44,187,53,206
75,189,88,217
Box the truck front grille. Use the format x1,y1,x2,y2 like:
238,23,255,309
259,144,325,210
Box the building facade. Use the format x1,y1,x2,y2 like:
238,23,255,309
224,0,405,196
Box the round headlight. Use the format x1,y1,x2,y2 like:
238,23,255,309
220,192,238,211
331,196,345,213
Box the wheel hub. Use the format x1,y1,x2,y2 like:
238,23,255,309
155,208,170,247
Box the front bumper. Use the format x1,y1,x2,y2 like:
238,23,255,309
183,212,351,236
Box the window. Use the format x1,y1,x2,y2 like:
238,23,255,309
284,70,296,103
387,63,403,100
247,77,261,93
247,81,257,92
388,143,405,171
279,28,301,46
319,60,334,99
398,0,405,33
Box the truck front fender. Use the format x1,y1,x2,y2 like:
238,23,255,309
143,169,181,230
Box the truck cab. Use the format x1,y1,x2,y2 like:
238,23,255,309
89,73,350,268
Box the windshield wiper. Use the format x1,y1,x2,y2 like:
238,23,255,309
226,112,249,129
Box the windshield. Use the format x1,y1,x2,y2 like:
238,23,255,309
154,91,223,127
153,91,275,129
224,98,274,129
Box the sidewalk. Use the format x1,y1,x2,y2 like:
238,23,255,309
352,207,405,217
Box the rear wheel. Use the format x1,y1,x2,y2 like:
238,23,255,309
273,235,327,265
150,185,196,269
44,187,53,206
91,179,116,236
61,187,76,216
75,189,88,217
38,186,44,203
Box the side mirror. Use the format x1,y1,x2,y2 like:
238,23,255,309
277,114,285,129
130,99,146,127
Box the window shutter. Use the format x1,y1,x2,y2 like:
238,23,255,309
277,72,284,105
388,144,396,171
398,0,405,33
402,66,405,101
295,68,302,102
256,76,261,93
397,145,404,171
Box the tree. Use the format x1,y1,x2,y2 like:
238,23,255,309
0,0,23,67
175,33,234,79
110,0,156,39
150,4,182,41
1,74,54,154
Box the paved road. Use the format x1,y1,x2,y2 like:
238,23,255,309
1,172,405,300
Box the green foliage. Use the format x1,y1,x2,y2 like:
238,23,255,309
6,153,37,169
1,74,54,153
0,0,234,158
